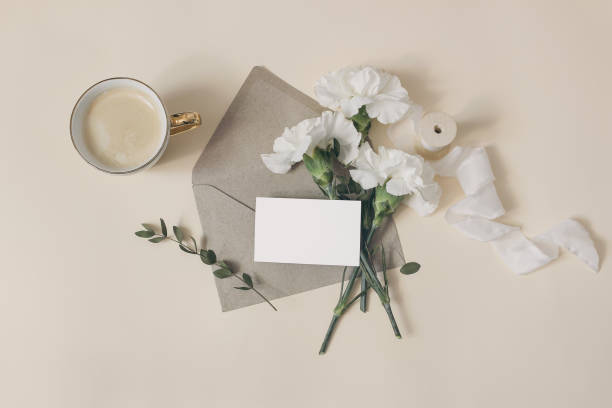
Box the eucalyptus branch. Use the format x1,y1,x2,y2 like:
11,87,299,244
135,218,277,311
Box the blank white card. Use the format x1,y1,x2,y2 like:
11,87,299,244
254,198,361,266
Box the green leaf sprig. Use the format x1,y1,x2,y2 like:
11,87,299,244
135,218,277,311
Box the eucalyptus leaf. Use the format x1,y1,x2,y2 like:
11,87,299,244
191,237,198,253
142,224,154,232
173,226,184,242
242,273,253,288
217,260,230,270
148,236,165,243
179,243,195,254
199,249,216,265
400,262,421,275
160,218,167,237
234,286,251,291
213,268,233,279
135,230,155,238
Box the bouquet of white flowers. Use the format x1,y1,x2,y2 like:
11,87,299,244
262,66,441,353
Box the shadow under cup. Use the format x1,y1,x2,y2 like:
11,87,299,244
70,77,200,175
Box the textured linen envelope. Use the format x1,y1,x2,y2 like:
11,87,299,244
192,66,405,311
254,198,361,267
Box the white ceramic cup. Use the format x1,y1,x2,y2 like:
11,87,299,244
70,77,201,174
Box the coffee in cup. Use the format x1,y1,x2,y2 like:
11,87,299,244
71,78,200,174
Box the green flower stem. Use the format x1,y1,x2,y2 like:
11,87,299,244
345,290,366,309
336,268,361,312
384,302,401,339
360,269,368,312
319,265,361,355
319,315,339,355
360,227,377,313
360,250,401,339
359,252,387,301
319,226,380,354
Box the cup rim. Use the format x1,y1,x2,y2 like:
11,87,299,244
69,77,171,175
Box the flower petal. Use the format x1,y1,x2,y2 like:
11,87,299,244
315,66,412,123
378,74,409,100
261,152,293,174
314,67,355,110
378,145,416,175
349,169,381,190
350,143,389,190
267,117,319,167
347,66,383,96
386,177,413,196
405,182,442,216
352,142,380,172
340,95,372,118
320,111,361,165
385,152,428,196
363,74,412,124
366,97,412,124
350,142,435,196
304,119,327,155
402,161,441,215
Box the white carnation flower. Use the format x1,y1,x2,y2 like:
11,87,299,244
404,162,442,217
261,117,318,174
314,66,415,124
261,111,360,174
349,142,441,216
316,111,361,165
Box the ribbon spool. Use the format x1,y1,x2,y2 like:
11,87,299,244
415,112,457,160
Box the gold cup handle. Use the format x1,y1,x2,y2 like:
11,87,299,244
169,112,202,135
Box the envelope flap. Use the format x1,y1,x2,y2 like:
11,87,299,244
192,66,324,208
191,66,406,311
194,183,343,311
193,183,406,311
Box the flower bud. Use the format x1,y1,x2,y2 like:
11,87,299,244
372,185,404,227
303,147,334,192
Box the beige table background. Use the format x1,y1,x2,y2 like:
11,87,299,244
2,1,611,407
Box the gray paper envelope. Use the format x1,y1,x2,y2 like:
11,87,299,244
192,66,405,311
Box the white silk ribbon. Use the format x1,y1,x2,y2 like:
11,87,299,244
430,146,600,275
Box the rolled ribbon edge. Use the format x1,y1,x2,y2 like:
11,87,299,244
432,146,600,274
